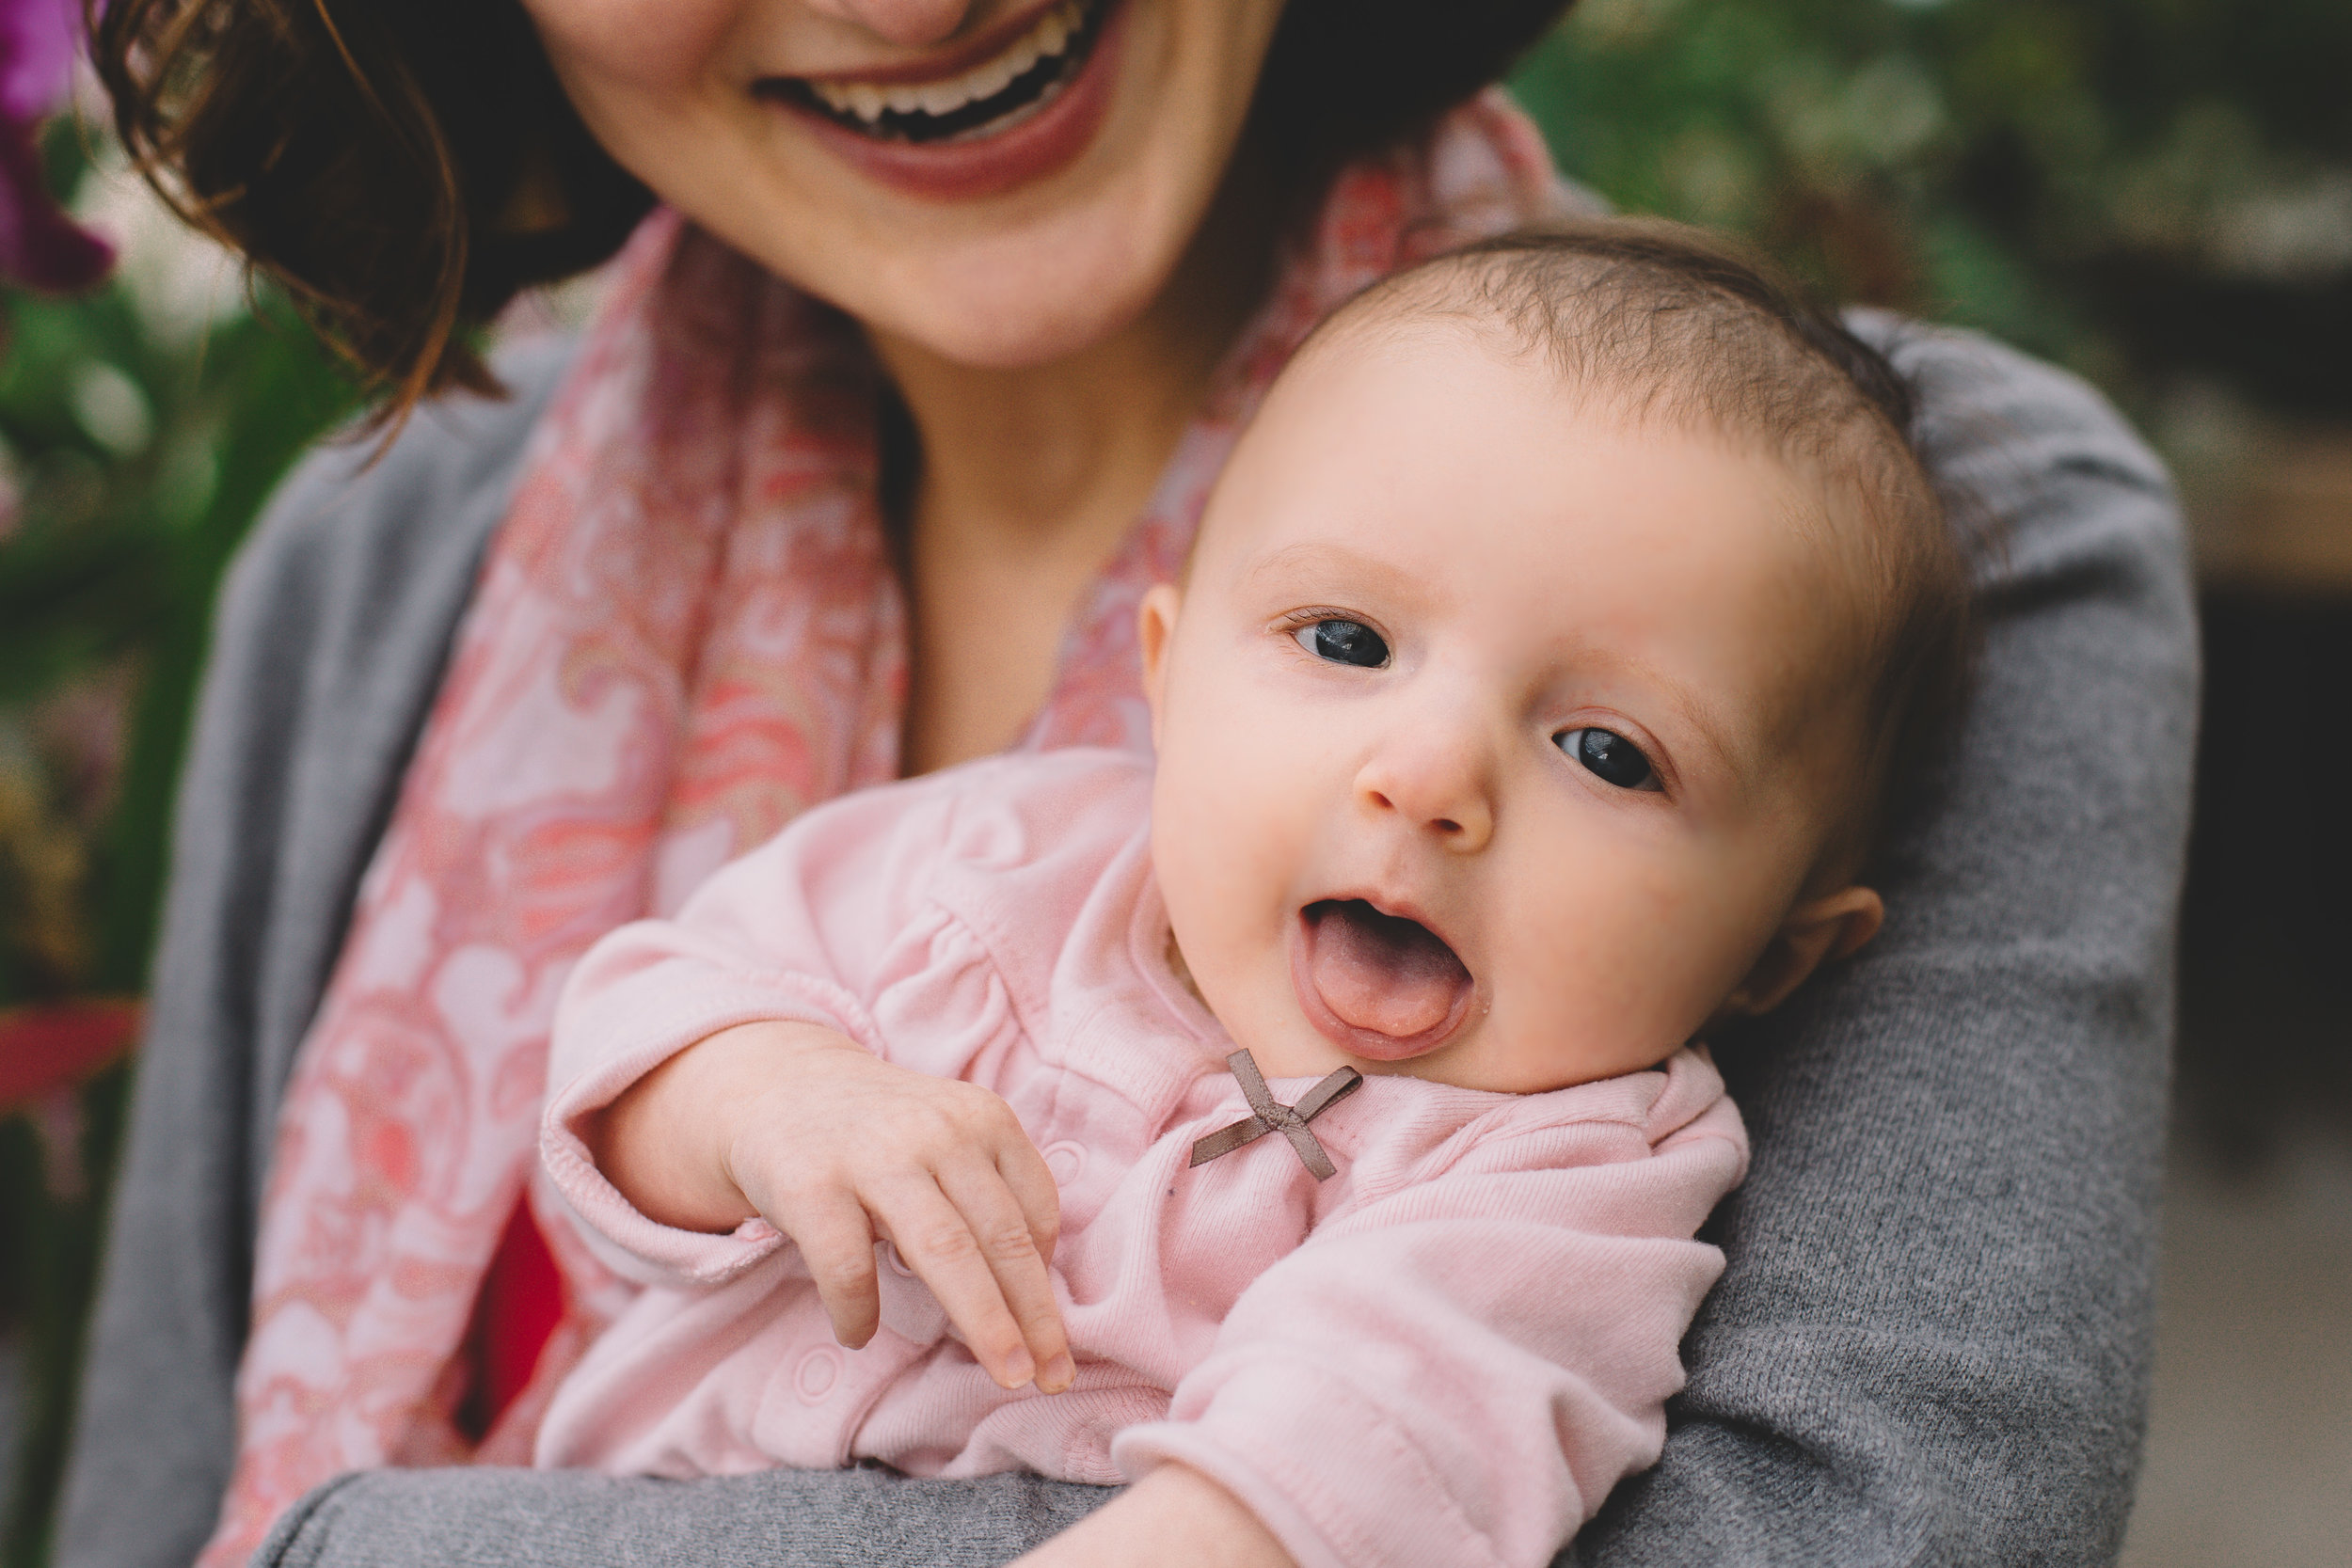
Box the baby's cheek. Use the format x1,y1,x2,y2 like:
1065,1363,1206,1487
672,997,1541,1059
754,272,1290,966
1151,775,1274,983
1158,703,1320,909
1502,855,1732,1067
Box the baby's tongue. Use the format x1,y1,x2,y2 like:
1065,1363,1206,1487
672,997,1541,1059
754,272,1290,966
1304,900,1470,1040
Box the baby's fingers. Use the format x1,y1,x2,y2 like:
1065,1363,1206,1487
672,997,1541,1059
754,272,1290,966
873,1174,1058,1392
939,1152,1072,1392
992,1127,1062,1271
782,1190,883,1351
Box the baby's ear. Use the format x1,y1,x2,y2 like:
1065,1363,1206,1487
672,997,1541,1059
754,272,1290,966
1721,885,1883,1019
1136,583,1184,743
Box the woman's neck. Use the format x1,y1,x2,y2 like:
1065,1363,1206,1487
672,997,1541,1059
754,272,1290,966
873,300,1224,563
873,158,1283,774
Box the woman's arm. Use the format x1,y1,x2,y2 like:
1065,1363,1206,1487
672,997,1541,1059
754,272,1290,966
1573,317,2196,1564
250,1465,1120,1568
249,1466,1283,1568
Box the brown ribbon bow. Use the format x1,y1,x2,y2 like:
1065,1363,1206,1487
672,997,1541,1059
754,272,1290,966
1188,1049,1364,1181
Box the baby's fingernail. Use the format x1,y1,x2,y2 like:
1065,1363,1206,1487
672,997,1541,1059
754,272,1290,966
1041,1353,1074,1392
1002,1349,1036,1388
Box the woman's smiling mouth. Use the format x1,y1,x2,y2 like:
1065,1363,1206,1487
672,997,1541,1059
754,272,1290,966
754,0,1127,201
762,0,1110,147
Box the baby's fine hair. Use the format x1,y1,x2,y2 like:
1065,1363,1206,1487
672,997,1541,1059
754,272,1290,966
1319,219,1975,866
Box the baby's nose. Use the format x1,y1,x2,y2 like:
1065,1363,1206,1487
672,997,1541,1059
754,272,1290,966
1355,737,1496,852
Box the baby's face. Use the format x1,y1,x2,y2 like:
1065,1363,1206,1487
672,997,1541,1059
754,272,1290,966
1142,324,1878,1093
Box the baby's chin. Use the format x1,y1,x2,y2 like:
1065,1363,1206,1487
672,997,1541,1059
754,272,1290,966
1336,1018,1690,1095
1366,1051,1653,1096
1219,1014,1532,1093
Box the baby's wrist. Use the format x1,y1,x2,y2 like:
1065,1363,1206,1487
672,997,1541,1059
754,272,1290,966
1011,1464,1292,1568
594,1021,855,1233
707,1021,867,1199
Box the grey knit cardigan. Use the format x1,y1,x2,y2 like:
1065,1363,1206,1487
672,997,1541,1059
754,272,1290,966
56,314,2197,1568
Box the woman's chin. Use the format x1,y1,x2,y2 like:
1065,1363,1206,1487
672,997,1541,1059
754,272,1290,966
852,232,1175,371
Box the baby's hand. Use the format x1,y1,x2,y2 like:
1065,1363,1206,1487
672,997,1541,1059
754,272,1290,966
590,1020,1072,1394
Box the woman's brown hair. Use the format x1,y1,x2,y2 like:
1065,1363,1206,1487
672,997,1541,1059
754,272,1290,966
90,0,1577,420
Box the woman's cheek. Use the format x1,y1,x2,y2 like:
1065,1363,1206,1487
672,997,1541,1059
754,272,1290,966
521,0,742,91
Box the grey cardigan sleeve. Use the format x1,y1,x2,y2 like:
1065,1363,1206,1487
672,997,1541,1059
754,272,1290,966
62,317,2193,1568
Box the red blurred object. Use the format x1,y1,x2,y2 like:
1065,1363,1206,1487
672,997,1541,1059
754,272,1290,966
463,1197,566,1435
1,1002,568,1430
0,998,141,1109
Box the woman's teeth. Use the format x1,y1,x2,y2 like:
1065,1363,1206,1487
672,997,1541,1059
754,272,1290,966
805,1,1089,132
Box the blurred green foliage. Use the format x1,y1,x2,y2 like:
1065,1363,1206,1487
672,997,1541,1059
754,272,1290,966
0,1,2347,1562
1,126,358,1001
1511,0,2352,418
0,122,356,1567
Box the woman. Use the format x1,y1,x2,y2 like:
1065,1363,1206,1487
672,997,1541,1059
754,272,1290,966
59,1,2195,1565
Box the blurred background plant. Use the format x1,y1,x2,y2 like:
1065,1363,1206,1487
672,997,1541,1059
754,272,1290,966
0,6,357,1560
1516,0,2352,427
1,1,2345,1564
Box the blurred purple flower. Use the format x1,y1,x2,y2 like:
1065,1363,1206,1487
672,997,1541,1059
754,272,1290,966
0,0,111,292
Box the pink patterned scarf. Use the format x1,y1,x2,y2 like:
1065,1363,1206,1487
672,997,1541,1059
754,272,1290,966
203,91,1569,1563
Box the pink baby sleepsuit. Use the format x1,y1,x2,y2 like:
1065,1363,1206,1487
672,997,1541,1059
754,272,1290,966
536,748,1748,1568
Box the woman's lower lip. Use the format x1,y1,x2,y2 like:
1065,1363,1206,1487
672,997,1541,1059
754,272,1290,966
773,0,1129,204
1287,916,1473,1064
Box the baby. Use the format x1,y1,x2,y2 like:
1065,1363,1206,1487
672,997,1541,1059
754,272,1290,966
533,223,1968,1568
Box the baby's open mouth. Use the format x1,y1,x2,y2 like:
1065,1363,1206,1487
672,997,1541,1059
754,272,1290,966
1293,899,1475,1061
761,0,1109,147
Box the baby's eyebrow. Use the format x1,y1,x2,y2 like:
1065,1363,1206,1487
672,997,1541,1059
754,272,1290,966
1234,540,1446,609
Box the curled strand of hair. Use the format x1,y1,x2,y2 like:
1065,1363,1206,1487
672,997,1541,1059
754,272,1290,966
303,0,378,120
91,0,500,439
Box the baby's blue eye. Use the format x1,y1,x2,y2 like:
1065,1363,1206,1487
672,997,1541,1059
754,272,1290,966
1295,618,1389,668
1558,728,1661,792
